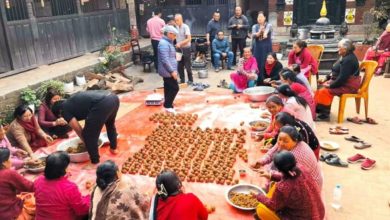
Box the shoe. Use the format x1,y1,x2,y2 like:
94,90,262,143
165,108,177,114
227,67,233,70
187,81,193,86
347,153,366,164
215,68,220,72
361,158,376,170
316,114,330,121
193,85,204,91
354,141,372,149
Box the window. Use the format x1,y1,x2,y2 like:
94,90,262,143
81,0,113,13
206,0,227,5
4,0,29,21
33,0,77,17
186,0,202,5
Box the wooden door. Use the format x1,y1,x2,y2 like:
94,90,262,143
0,8,11,73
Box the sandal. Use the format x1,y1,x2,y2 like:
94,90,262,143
347,117,364,124
329,126,349,131
344,135,364,143
325,157,349,167
364,117,378,125
329,128,349,135
320,153,338,162
354,142,372,149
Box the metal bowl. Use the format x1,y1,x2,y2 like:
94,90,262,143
57,137,103,163
243,86,275,102
24,157,47,173
249,120,270,131
198,69,208,79
225,184,265,211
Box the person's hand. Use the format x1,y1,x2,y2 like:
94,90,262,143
222,52,227,57
260,112,271,119
264,78,271,84
15,149,28,158
250,161,262,170
85,180,94,191
249,190,258,198
58,118,67,125
259,170,271,179
25,158,41,166
206,41,210,45
237,24,242,29
171,71,178,80
377,50,384,54
44,135,53,144
255,134,264,141
175,44,181,49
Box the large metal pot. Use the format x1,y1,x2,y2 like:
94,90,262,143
243,86,275,102
198,69,208,79
57,137,104,163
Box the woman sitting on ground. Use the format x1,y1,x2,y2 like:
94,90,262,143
38,88,71,139
258,52,283,86
228,47,258,93
90,160,150,220
0,124,39,169
6,105,53,157
150,170,208,220
251,126,322,189
0,148,35,220
34,151,90,220
254,151,325,220
315,38,360,120
276,84,315,131
288,39,318,79
280,69,316,119
259,95,285,143
272,112,320,160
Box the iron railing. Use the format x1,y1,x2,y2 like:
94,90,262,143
81,0,113,13
33,0,78,17
4,0,29,21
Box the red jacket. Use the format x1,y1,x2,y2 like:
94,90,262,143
157,193,208,220
288,48,318,75
0,169,34,219
34,176,90,220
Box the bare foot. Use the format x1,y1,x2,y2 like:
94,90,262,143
109,148,119,155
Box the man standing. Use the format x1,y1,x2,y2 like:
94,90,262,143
158,26,179,114
212,31,234,71
146,8,165,72
52,91,120,164
228,6,249,66
175,14,194,84
206,11,222,67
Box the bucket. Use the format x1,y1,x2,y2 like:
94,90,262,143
64,82,74,93
176,52,183,61
198,69,208,79
75,75,86,86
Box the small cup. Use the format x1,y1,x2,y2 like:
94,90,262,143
239,169,246,177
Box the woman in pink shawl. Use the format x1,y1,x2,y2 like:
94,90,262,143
364,23,390,75
229,47,258,93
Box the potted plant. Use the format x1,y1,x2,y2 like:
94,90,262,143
95,48,125,74
75,74,87,86
20,88,41,112
36,80,65,101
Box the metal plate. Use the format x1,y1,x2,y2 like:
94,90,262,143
225,184,265,211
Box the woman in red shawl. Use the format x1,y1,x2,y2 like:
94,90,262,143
259,52,283,86
364,23,390,75
288,40,318,79
6,105,53,157
150,170,208,220
229,47,258,93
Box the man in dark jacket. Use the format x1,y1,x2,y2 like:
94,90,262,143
206,11,222,67
228,6,249,66
212,31,234,71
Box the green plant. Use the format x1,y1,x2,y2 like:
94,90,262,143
0,104,15,125
36,80,65,101
20,88,41,108
95,49,125,74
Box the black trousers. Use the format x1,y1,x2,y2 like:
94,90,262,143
163,77,179,108
151,39,160,71
232,38,246,65
178,47,193,83
82,94,120,164
209,37,215,65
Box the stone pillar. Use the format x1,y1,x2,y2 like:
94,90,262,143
128,0,137,27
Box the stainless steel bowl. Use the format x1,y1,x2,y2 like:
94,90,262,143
249,120,270,131
198,69,208,79
225,184,265,211
24,157,47,173
57,137,104,163
243,86,275,102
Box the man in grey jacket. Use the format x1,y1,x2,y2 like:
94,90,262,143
228,6,249,66
158,26,179,113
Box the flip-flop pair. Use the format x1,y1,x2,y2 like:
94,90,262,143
344,136,372,149
347,117,378,125
320,153,348,167
329,126,349,135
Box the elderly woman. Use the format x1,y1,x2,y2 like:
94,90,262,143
149,170,208,220
364,23,390,75
288,40,318,79
252,12,273,79
0,148,34,220
229,47,258,93
251,126,322,189
90,160,150,220
272,112,320,160
38,88,71,139
6,105,53,157
254,151,325,220
34,151,90,220
315,38,360,120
